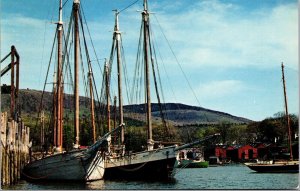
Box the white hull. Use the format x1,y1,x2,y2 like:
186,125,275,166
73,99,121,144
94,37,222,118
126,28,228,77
86,151,105,181
22,132,116,181
22,149,104,181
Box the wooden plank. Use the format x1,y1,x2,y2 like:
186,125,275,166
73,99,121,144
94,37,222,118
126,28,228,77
1,113,7,185
17,122,21,179
6,122,11,185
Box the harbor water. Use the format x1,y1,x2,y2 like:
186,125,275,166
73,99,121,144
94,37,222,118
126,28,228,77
3,164,299,190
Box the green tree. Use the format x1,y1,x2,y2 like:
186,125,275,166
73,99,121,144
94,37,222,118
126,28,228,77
216,120,231,144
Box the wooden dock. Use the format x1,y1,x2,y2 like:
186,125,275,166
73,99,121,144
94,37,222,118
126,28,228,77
0,112,30,186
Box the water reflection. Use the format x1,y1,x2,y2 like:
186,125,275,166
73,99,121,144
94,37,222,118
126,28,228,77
86,180,105,190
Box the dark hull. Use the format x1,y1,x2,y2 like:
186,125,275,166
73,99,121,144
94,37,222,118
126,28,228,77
104,157,176,181
246,163,299,173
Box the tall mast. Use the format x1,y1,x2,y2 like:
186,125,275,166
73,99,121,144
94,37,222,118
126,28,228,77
281,62,293,160
142,0,153,150
114,11,124,144
88,67,96,143
56,0,63,151
53,71,57,147
73,0,80,147
105,61,111,132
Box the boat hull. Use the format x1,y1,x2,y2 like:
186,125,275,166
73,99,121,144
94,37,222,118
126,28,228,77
104,146,177,180
245,162,299,173
22,150,104,182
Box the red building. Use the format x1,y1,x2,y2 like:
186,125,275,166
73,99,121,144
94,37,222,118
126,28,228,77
205,144,258,162
204,145,227,161
215,146,227,160
226,145,257,162
238,145,257,160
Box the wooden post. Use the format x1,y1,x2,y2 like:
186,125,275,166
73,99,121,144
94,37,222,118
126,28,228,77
10,46,15,120
1,113,7,185
25,126,30,162
17,121,21,179
11,121,15,184
13,121,17,184
7,121,11,185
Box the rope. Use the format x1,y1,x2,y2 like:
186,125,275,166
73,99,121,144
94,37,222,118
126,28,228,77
121,40,132,105
80,3,103,76
34,29,58,129
119,0,141,14
62,0,70,8
38,21,49,88
86,151,105,179
147,20,169,133
153,14,210,122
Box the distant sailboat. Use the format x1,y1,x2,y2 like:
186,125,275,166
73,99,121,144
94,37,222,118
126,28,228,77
22,0,110,181
245,63,299,173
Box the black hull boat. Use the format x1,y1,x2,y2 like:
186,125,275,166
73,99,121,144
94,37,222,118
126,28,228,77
104,146,177,181
104,136,219,181
245,64,299,174
245,161,299,173
104,156,176,180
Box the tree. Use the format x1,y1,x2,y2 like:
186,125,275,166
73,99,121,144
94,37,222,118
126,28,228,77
216,120,231,144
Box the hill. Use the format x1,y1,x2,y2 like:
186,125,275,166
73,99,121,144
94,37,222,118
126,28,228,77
1,89,252,125
124,103,252,125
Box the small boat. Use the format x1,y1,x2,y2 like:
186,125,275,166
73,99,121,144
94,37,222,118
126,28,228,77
245,160,299,173
244,63,299,173
177,149,208,168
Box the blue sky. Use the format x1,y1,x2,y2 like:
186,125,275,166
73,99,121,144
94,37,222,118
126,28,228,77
0,0,298,121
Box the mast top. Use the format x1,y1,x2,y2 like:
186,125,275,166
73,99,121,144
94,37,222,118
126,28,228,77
113,10,120,32
143,0,148,11
105,59,109,73
281,62,293,161
58,0,63,26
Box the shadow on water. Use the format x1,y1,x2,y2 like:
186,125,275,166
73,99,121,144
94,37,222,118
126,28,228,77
2,180,88,190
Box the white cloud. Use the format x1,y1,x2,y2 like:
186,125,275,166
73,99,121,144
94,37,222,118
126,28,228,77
196,80,246,100
150,1,298,70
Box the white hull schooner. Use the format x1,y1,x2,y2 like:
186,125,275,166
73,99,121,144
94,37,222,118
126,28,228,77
22,0,110,182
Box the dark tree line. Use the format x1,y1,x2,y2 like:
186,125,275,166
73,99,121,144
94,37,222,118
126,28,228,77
24,111,298,152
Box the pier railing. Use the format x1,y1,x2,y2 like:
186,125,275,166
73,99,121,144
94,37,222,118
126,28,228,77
0,112,30,186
